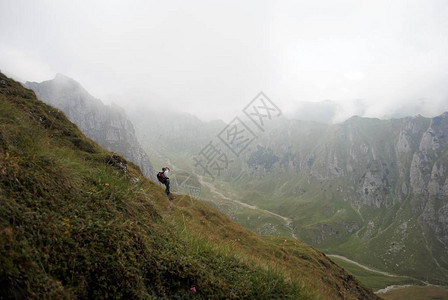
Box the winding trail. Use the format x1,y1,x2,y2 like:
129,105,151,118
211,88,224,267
375,285,412,294
326,255,399,277
196,175,298,239
326,254,431,294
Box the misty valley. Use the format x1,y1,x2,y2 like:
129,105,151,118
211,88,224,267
2,2,448,298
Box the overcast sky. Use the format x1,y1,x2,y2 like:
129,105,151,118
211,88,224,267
1,0,448,122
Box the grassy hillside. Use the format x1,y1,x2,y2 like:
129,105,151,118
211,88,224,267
0,73,378,299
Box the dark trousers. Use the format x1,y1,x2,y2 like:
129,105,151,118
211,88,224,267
164,179,170,195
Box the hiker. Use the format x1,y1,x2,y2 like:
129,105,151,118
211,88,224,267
157,167,171,196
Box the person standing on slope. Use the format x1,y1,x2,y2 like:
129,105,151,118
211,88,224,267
157,167,171,196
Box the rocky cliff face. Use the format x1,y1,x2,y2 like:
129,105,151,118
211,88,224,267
256,114,447,206
24,74,156,180
412,113,448,245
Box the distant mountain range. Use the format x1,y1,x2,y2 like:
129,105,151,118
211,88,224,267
24,74,156,180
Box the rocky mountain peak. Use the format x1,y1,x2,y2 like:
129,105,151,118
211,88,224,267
54,72,73,81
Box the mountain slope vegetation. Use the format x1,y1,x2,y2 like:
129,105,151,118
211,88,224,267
0,73,377,299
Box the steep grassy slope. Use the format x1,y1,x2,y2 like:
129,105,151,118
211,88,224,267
0,73,378,299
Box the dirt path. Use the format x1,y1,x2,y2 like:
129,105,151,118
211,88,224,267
327,254,400,277
196,174,298,239
375,285,412,294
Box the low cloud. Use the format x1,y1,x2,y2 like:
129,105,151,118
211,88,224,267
1,0,448,122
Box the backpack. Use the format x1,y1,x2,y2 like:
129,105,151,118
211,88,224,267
157,171,166,183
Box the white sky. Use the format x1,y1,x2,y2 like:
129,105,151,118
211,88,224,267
1,0,448,122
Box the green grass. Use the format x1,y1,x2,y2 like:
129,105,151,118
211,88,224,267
231,209,292,237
